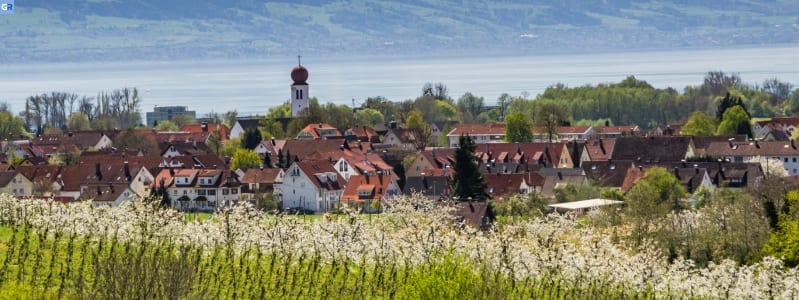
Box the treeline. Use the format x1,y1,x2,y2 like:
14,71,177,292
23,88,143,134
507,72,798,129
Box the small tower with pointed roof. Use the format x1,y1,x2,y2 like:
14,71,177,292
291,55,310,118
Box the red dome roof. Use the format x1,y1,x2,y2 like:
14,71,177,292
291,65,308,84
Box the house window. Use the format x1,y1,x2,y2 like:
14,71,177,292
785,158,789,163
208,190,216,196
183,190,187,195
223,189,229,195
173,190,177,195
794,158,797,163
198,189,207,196
231,189,237,194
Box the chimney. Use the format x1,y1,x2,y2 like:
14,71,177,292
681,160,687,168
95,163,102,181
422,173,429,189
694,164,699,174
365,174,370,184
557,171,563,180
201,121,208,132
673,166,680,179
68,131,73,137
124,161,131,181
516,142,521,154
271,137,276,146
755,140,760,149
169,166,175,176
793,139,796,150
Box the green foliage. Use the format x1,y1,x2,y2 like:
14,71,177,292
266,104,291,119
355,108,384,127
405,109,432,149
451,135,489,201
531,80,686,129
154,120,179,131
438,124,453,147
363,96,398,122
554,182,599,203
637,167,688,212
681,111,716,136
763,190,799,267
491,193,548,220
254,193,281,212
113,129,159,155
220,137,243,158
715,91,748,121
716,105,752,137
260,119,285,139
171,114,196,127
231,148,262,170
66,112,91,131
207,130,223,155
321,103,355,129
241,127,262,150
457,92,484,123
0,224,656,299
0,110,30,139
286,118,307,138
504,112,533,142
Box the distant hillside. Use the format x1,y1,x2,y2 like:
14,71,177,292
1,0,798,62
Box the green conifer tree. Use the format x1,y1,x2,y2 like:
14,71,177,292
451,134,489,201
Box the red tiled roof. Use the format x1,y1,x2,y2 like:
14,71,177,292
340,174,392,203
621,167,646,192
705,140,799,157
296,160,345,191
180,123,230,141
595,125,638,134
448,123,506,136
585,139,615,161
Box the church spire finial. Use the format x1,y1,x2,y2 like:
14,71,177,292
297,54,302,66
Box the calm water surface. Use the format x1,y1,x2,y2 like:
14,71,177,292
1,46,798,117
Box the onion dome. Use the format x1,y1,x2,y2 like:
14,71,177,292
291,65,308,84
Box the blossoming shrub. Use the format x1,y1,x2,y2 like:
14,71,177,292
0,194,797,299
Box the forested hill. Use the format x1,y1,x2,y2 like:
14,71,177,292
2,0,798,62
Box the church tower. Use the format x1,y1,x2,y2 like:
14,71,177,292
290,56,309,118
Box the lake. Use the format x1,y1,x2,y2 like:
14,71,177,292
1,45,798,118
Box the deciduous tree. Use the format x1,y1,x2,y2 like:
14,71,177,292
504,112,533,142
231,149,262,170
680,111,715,136
716,105,752,137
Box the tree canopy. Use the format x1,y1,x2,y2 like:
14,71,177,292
504,112,533,142
716,105,752,137
680,111,715,136
231,148,262,170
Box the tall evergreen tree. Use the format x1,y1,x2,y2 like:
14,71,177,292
277,149,285,169
242,127,263,150
451,134,489,201
264,153,272,168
